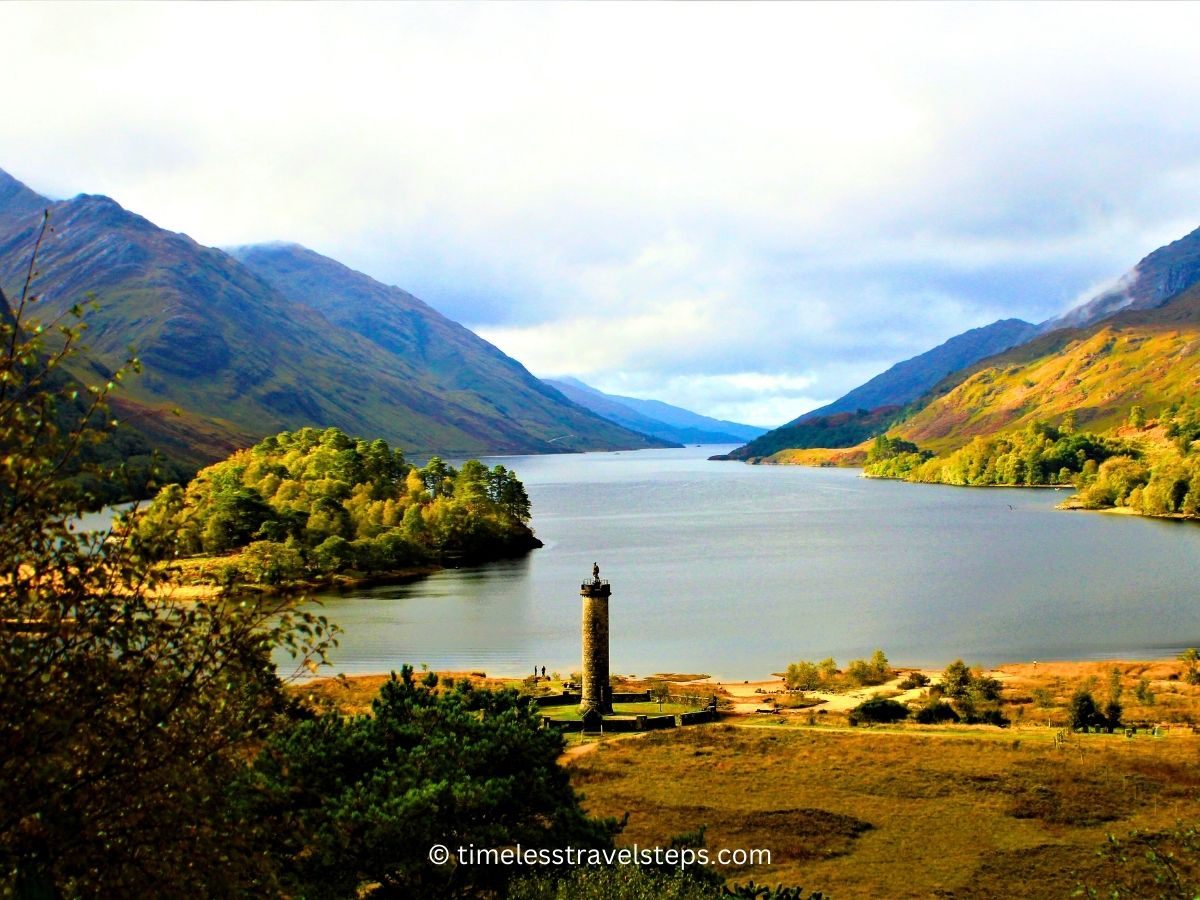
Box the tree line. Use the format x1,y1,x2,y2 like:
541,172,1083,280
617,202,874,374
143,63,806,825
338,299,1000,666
864,421,1133,487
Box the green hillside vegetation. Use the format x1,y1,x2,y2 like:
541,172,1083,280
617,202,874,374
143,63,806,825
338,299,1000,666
895,281,1200,455
865,403,1200,520
1069,403,1200,517
767,274,1200,526
864,421,1134,486
137,426,540,586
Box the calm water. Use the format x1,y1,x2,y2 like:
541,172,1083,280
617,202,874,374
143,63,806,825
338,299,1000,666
299,445,1200,680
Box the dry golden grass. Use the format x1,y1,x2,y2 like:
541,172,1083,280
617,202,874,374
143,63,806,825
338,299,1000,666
295,660,1200,895
999,659,1200,728
568,722,1200,898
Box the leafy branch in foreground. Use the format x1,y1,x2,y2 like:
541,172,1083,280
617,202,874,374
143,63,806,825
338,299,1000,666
0,218,338,895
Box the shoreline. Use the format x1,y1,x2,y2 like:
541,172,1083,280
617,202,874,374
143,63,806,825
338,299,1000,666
295,654,1188,689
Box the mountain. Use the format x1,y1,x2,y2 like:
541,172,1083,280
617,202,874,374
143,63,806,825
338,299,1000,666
730,223,1200,464
798,318,1040,422
889,279,1200,453
0,168,669,468
543,376,764,445
713,406,902,461
226,242,673,453
721,318,1039,459
1039,224,1200,332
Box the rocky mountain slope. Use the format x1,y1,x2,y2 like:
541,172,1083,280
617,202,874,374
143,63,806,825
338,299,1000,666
0,168,667,468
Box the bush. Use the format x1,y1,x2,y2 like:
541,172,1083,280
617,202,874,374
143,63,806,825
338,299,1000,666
898,671,930,690
913,700,960,724
851,696,909,725
961,707,1010,727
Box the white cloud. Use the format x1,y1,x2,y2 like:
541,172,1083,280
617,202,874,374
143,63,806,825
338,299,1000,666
3,2,1200,424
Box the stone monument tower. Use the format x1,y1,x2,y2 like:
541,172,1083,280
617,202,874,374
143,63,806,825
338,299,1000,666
579,562,612,714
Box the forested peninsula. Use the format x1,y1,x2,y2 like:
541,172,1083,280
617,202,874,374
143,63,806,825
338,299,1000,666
135,426,541,590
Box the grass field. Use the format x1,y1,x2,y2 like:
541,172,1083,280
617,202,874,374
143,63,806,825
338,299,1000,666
293,659,1200,896
567,721,1200,897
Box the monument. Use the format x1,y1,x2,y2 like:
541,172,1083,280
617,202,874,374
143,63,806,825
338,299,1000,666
579,562,612,715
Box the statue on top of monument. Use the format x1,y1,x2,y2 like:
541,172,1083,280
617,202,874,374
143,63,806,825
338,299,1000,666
592,561,600,583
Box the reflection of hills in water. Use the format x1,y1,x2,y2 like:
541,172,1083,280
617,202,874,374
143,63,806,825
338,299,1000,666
289,447,1200,679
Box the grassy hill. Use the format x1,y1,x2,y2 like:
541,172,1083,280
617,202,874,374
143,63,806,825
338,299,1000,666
894,282,1200,453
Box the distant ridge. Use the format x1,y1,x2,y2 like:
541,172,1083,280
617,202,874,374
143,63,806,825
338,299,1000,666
796,318,1040,423
544,376,764,445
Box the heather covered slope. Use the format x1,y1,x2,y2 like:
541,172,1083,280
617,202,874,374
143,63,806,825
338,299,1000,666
721,318,1039,460
796,318,1039,422
0,169,665,465
894,281,1200,453
730,224,1200,464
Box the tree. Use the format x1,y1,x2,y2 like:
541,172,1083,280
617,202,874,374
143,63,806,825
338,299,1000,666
0,224,337,894
1129,405,1147,429
941,659,972,700
785,660,823,691
1180,648,1200,685
243,665,621,898
650,680,671,710
1069,689,1104,732
1103,667,1124,733
1135,677,1156,706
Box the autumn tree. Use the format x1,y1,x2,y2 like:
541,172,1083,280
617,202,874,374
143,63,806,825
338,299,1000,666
0,223,336,894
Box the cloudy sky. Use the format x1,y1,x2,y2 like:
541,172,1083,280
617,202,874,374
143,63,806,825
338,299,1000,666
4,2,1200,426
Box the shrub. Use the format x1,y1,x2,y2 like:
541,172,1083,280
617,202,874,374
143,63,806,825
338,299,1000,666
913,700,960,724
851,696,909,725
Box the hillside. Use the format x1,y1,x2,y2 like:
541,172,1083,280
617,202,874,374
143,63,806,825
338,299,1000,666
714,405,900,461
737,223,1200,465
0,169,666,467
543,376,761,445
721,318,1039,460
893,281,1200,454
227,243,670,454
796,318,1039,422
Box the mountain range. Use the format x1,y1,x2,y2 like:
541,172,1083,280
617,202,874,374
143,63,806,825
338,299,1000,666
0,169,672,474
543,377,764,445
731,222,1200,461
